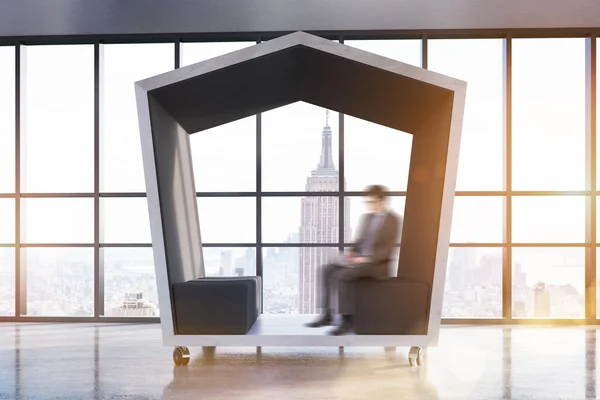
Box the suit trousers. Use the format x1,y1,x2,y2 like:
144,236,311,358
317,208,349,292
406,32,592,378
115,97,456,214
320,261,387,315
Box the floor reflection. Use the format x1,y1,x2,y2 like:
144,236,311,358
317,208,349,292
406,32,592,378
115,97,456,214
162,349,439,400
503,328,511,400
586,329,596,400
1,323,599,399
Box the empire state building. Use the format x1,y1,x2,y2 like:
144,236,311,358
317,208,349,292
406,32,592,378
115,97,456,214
298,111,351,314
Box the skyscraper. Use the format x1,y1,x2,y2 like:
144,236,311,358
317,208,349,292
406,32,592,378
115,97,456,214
448,247,478,291
534,281,551,317
298,111,351,314
220,250,233,276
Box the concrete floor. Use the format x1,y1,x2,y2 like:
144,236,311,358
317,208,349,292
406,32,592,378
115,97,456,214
0,323,597,400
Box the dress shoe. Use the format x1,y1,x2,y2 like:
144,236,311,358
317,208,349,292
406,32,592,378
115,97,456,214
304,314,332,328
328,321,353,336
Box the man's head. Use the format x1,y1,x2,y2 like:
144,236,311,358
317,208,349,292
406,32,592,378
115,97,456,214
364,184,388,213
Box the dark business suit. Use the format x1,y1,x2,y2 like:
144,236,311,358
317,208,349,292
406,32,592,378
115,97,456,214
321,210,401,315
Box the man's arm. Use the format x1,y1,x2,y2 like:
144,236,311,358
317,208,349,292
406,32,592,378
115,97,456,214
369,214,400,264
349,214,367,254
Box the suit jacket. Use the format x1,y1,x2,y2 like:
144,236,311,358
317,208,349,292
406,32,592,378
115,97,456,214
351,210,401,267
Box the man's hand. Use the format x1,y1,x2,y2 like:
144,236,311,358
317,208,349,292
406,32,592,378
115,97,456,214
343,251,368,264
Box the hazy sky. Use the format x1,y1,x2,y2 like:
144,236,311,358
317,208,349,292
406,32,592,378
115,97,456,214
0,38,597,291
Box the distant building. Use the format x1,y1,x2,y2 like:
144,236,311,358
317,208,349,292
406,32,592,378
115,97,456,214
534,282,550,318
477,254,502,288
298,110,351,314
513,262,527,288
110,291,157,317
513,300,526,318
448,247,478,291
220,250,234,276
236,248,256,276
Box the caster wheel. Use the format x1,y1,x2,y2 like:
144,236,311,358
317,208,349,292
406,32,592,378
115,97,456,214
173,346,190,366
408,346,423,367
202,346,216,356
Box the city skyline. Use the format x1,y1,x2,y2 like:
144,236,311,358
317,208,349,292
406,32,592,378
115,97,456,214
183,113,586,318
0,107,594,317
3,111,583,318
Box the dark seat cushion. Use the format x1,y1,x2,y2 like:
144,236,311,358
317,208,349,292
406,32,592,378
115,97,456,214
349,279,430,335
172,276,261,334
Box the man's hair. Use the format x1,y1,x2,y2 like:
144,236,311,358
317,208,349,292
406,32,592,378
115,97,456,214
365,184,388,200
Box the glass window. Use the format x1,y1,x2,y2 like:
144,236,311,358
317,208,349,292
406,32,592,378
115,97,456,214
263,247,338,314
512,39,586,190
0,198,15,243
0,46,15,193
344,117,413,191
103,247,158,317
101,198,151,243
262,197,343,244
262,102,340,191
345,40,422,66
443,247,502,318
596,198,600,242
428,39,504,191
512,247,584,318
343,40,420,192
202,247,256,277
180,42,254,67
347,196,406,244
197,197,255,243
22,198,93,243
512,196,585,243
24,247,94,316
597,38,600,187
180,42,257,192
23,45,94,193
190,118,256,192
450,196,504,243
102,43,174,192
0,248,15,316
388,247,401,277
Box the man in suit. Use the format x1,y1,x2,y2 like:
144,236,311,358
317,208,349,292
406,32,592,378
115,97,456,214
305,184,401,336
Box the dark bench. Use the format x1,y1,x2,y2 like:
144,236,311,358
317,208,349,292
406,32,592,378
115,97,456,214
340,278,430,335
172,276,261,334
